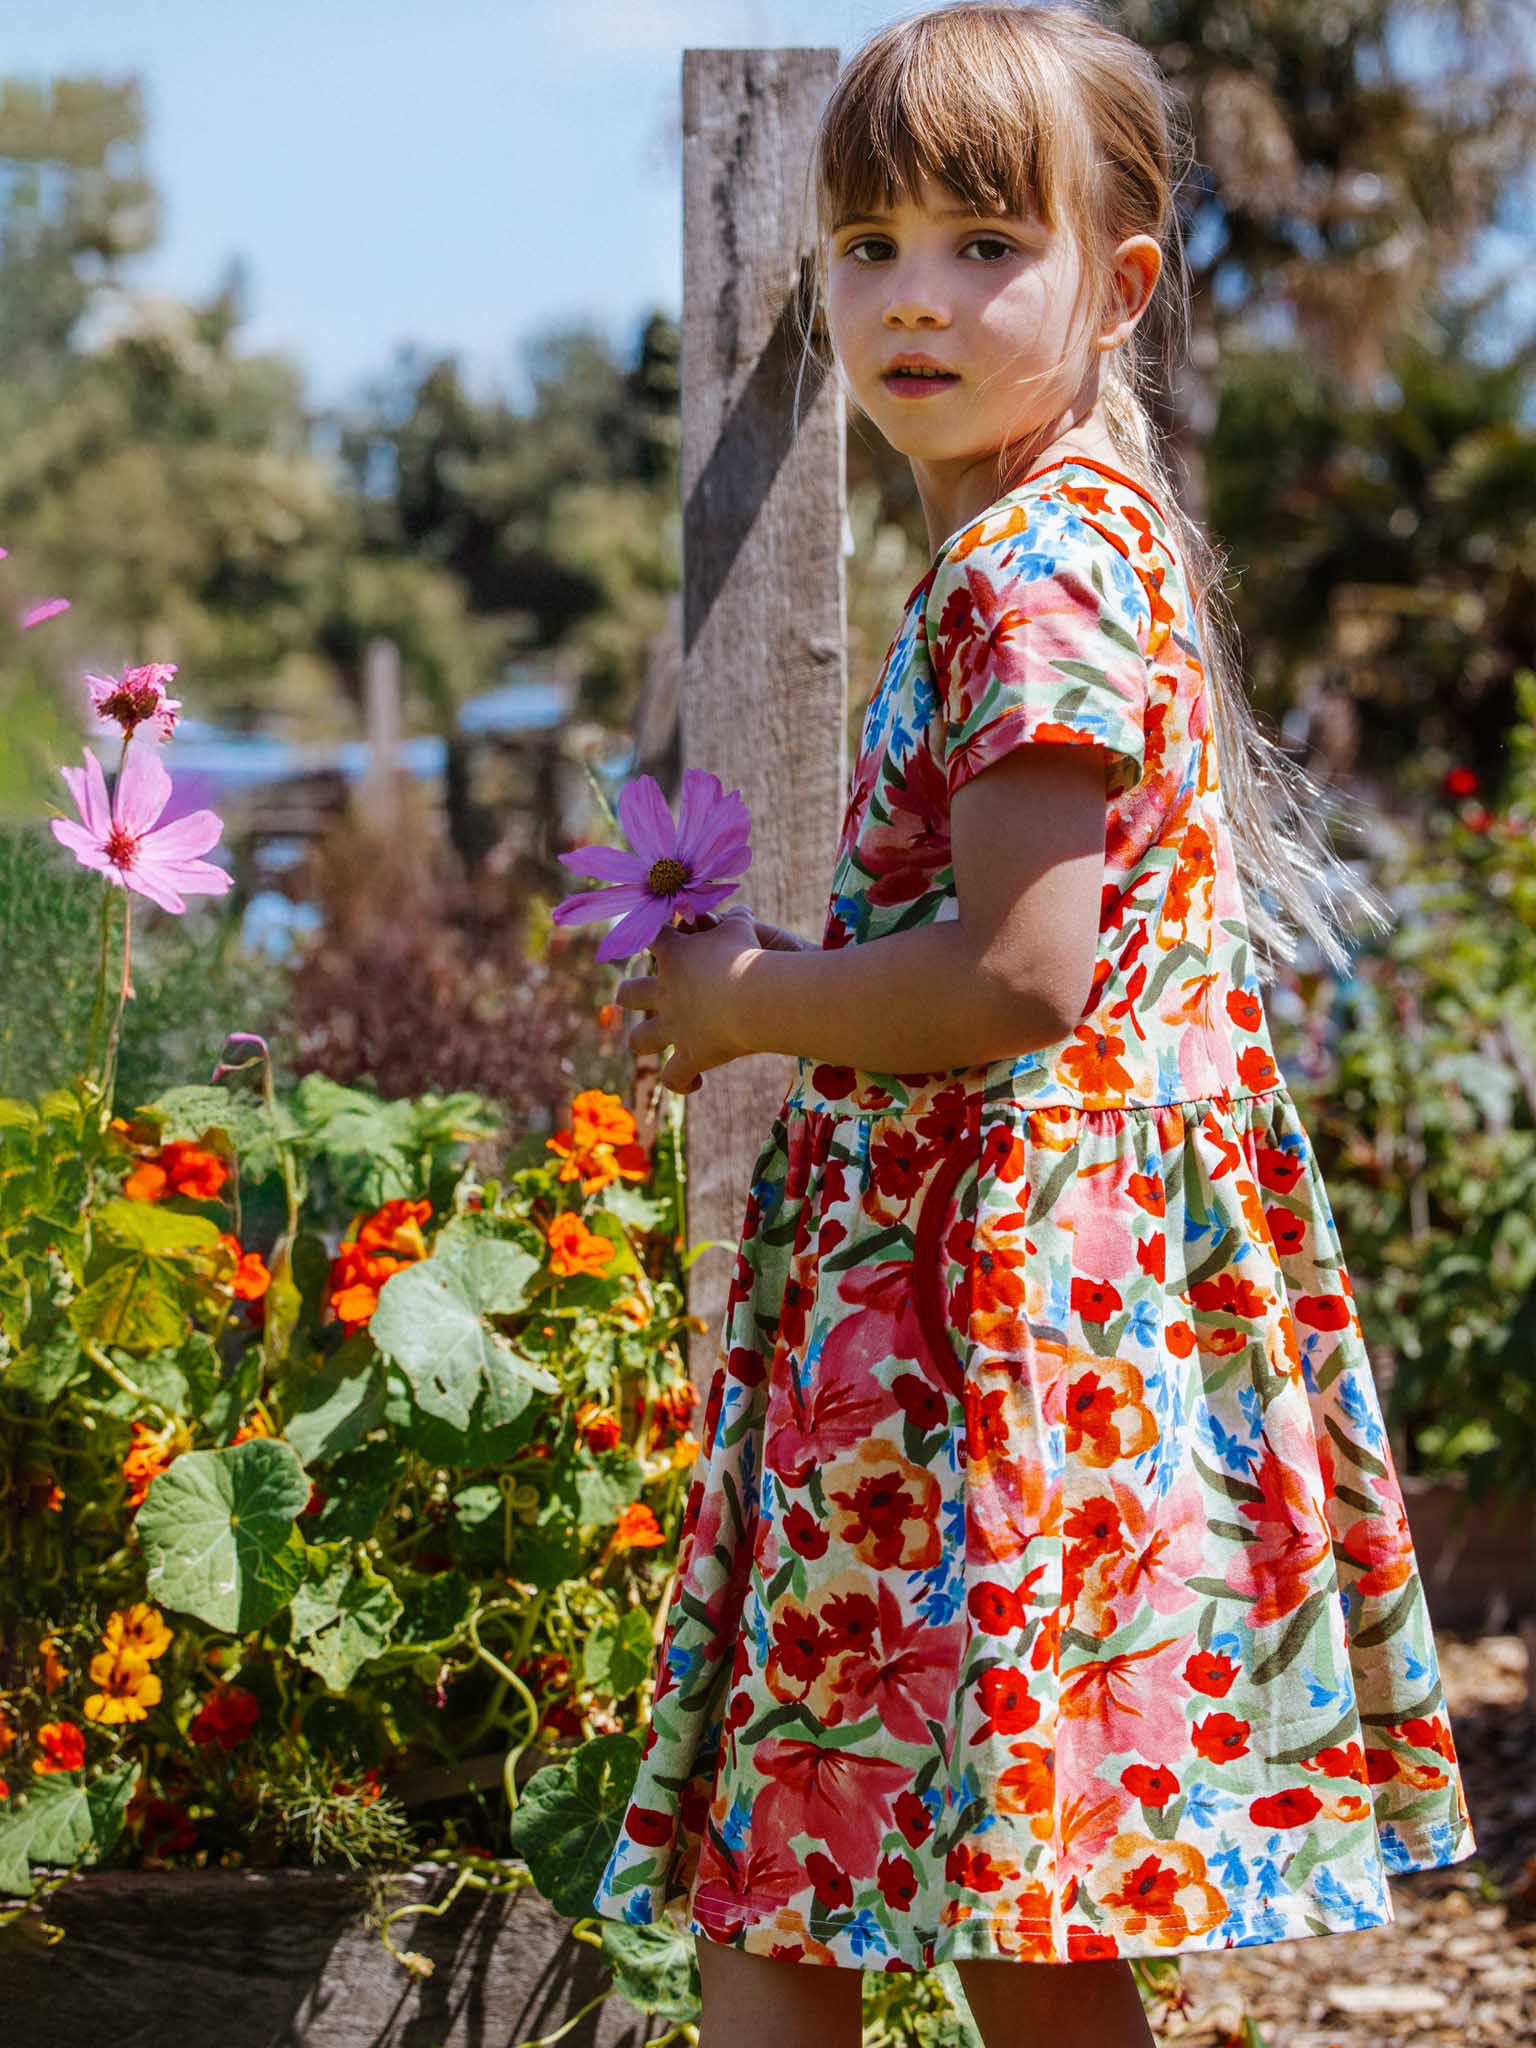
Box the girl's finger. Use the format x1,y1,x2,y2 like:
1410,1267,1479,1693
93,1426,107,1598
615,974,660,1010
626,1011,671,1048
659,1048,700,1097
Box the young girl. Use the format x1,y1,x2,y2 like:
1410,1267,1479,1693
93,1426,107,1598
590,6,1477,2042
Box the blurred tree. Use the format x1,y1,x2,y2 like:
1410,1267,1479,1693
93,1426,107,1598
1113,0,1536,514
0,75,158,371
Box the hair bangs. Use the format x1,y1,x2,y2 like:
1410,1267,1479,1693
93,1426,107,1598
814,15,1064,238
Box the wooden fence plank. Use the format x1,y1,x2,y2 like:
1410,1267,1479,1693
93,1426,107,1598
679,46,845,1392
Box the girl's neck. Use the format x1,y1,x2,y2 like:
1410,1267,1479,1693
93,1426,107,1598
916,428,1125,557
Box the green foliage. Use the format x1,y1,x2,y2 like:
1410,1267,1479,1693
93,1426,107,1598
0,1066,702,1932
0,825,291,1108
1279,666,1536,1496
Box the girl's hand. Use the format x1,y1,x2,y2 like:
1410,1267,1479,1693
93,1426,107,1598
746,907,818,954
617,904,761,1096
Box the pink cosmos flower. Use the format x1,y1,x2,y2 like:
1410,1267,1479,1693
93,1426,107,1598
0,546,71,630
551,767,750,963
86,661,183,740
50,743,233,913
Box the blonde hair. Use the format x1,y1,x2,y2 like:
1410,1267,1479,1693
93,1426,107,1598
792,0,1392,983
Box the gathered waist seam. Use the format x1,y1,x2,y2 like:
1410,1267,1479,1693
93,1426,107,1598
778,1082,1288,1120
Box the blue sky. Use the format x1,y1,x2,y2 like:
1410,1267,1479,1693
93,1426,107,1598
5,1,912,414
6,4,1532,419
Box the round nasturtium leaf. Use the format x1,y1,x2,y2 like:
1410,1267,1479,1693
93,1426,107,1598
369,1235,555,1431
598,1917,700,2021
507,1731,641,1922
137,1437,312,1632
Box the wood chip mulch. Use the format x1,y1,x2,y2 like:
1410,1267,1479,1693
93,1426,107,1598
1161,1629,1536,2047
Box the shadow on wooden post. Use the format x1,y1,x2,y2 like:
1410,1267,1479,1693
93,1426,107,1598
676,46,846,1400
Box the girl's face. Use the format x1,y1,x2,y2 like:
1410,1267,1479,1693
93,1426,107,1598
822,168,1110,498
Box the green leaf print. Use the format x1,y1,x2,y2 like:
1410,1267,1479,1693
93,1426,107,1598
1348,1578,1422,1648
1190,1447,1267,1505
1264,1708,1359,1765
1324,1411,1391,1479
1249,1587,1331,1686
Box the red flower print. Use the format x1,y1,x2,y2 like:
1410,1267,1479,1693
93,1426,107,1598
1071,1276,1126,1324
859,745,951,909
890,1371,947,1432
783,1499,830,1558
1184,1650,1239,1697
876,1851,919,1911
895,1789,934,1845
1295,1292,1353,1332
1122,1762,1180,1807
1191,1712,1251,1763
975,1668,1043,1738
946,1840,1019,1893
1249,1785,1323,1829
968,1580,1031,1634
804,1847,854,1910
1067,1926,1120,1960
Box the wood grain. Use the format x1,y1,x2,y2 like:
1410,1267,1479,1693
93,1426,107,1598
678,47,846,1396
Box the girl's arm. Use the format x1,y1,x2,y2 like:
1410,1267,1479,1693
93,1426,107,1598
721,745,1107,1073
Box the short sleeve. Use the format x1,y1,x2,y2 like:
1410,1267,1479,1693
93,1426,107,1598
924,503,1152,803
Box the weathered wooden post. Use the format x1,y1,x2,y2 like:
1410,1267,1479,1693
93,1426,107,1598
679,46,846,1392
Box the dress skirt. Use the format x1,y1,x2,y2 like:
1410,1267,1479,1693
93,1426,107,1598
589,1059,1478,1970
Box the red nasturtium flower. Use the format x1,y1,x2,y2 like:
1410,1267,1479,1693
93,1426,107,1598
575,1401,622,1453
33,1720,86,1773
188,1682,261,1751
544,1210,616,1279
545,1088,650,1193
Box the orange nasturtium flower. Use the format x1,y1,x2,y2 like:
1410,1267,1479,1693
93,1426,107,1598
17,1464,64,1513
357,1196,432,1260
545,1088,650,1194
324,1197,432,1331
33,1719,86,1773
84,1648,162,1725
123,1139,230,1204
122,1419,184,1509
101,1603,173,1663
544,1210,616,1279
217,1230,272,1301
0,1707,15,1756
230,1405,277,1444
37,1633,68,1693
610,1502,666,1551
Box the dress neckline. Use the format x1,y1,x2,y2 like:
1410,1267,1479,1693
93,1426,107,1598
907,453,1172,613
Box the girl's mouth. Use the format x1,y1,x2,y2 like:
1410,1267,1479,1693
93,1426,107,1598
882,369,960,398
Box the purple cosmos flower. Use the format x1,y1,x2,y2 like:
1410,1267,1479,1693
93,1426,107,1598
50,742,234,914
551,767,750,963
86,661,183,740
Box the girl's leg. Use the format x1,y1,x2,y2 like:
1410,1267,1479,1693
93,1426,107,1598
953,1956,1155,2048
695,1934,865,2048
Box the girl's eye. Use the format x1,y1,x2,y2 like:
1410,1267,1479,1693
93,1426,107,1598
843,234,1016,265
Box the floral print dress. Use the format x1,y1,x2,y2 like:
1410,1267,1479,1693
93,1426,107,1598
590,452,1477,1970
